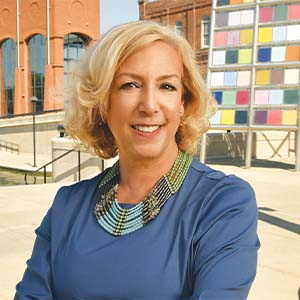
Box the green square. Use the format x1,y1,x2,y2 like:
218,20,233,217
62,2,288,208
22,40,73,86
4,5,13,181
284,90,299,104
222,91,236,105
225,49,238,64
273,5,288,21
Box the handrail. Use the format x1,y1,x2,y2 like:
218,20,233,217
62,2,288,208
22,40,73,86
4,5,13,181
0,139,20,154
24,148,81,184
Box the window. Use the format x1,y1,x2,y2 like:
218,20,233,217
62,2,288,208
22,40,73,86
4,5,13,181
64,33,89,92
29,34,46,112
202,16,211,48
175,20,183,35
1,39,16,115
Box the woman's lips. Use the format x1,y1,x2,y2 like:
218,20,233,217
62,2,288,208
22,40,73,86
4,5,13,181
131,125,161,133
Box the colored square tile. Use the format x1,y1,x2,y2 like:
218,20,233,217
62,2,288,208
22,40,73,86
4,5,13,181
217,0,229,6
228,11,241,26
214,31,227,47
255,90,269,104
271,46,286,62
272,26,287,42
213,51,226,65
237,71,251,86
284,90,299,104
273,5,288,21
240,29,253,44
235,110,248,124
254,110,268,124
288,4,300,20
258,27,272,43
256,70,270,85
268,110,282,125
222,91,236,105
225,49,239,64
286,46,300,61
284,69,299,84
236,90,249,104
211,72,224,87
260,7,273,22
238,49,252,64
210,110,222,125
227,31,240,46
230,0,243,4
213,91,223,104
287,25,300,41
269,90,283,104
224,72,237,86
241,10,254,25
216,12,228,27
221,110,235,125
258,48,271,62
270,69,284,84
282,110,297,125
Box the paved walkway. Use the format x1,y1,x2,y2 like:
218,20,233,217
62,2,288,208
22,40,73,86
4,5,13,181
0,155,299,299
0,150,52,172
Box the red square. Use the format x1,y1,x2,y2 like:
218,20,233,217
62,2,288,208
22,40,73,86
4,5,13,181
268,110,282,125
236,91,249,105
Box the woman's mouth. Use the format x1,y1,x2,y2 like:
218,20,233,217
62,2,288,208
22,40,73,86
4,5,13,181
131,125,161,133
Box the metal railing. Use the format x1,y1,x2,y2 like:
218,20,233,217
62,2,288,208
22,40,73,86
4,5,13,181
0,139,20,154
24,148,81,184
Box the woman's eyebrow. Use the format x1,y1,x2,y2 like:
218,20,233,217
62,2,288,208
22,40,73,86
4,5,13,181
116,72,181,80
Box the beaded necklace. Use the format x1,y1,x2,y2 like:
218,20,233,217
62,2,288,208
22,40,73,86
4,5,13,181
94,150,192,236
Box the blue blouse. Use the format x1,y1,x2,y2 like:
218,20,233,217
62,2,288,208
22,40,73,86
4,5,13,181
15,159,260,300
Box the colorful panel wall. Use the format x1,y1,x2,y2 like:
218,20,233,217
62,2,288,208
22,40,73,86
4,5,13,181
208,0,300,127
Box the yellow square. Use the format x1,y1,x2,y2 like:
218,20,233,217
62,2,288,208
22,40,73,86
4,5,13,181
256,70,270,85
282,110,298,125
240,29,253,44
221,110,235,125
238,49,252,64
258,27,273,43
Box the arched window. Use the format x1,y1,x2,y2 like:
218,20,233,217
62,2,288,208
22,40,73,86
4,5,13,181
64,33,89,90
1,39,16,115
175,20,183,34
29,34,46,112
201,16,211,48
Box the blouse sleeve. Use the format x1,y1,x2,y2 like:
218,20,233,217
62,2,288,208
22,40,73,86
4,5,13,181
191,175,260,300
14,204,53,300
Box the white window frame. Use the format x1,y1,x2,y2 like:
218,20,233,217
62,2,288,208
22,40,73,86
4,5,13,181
201,16,211,48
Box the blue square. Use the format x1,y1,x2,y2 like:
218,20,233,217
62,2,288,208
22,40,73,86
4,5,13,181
258,48,271,62
213,91,223,104
224,72,237,86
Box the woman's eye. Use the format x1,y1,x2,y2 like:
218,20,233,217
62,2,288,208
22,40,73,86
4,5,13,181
120,82,140,90
161,83,176,91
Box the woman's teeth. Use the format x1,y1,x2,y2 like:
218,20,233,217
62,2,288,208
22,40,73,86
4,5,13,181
132,125,160,132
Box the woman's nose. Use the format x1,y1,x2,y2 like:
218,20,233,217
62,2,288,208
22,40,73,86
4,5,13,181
138,86,159,114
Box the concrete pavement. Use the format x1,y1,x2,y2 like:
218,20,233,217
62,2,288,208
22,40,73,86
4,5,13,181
0,159,299,299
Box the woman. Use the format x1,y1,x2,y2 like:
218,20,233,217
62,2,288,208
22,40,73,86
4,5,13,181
15,21,259,300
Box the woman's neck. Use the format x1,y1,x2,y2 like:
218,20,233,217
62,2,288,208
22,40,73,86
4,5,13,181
117,149,179,204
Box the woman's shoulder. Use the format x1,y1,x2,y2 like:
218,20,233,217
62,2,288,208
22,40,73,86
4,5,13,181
52,168,110,208
190,158,253,189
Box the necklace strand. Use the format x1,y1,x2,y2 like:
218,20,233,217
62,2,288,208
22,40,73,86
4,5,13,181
94,151,192,236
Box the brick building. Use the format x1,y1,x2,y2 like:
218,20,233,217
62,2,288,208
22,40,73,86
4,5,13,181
0,0,100,117
138,0,212,76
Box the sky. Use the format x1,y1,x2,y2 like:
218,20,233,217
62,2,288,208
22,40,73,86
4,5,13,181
100,0,140,34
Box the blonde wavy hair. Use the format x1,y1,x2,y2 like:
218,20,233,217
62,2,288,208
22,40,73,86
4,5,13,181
65,21,216,158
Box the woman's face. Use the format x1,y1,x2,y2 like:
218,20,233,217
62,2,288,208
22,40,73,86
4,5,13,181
107,41,184,163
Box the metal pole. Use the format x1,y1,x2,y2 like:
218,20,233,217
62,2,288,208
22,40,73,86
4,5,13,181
245,0,259,168
31,96,38,167
78,151,81,181
200,133,207,163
